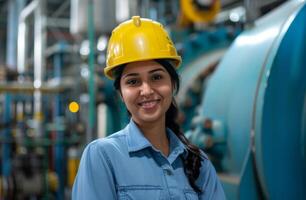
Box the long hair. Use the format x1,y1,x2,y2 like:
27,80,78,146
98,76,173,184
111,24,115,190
113,60,202,193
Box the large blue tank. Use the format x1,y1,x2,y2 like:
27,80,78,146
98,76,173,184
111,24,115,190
199,1,306,199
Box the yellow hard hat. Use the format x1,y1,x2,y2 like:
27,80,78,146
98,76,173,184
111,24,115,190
104,16,182,79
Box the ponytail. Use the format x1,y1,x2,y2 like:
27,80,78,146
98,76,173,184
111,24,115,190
166,101,202,193
156,59,203,193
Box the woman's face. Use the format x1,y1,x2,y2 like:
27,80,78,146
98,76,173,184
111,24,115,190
120,60,173,125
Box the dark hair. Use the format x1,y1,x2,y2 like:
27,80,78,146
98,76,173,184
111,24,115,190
113,60,202,193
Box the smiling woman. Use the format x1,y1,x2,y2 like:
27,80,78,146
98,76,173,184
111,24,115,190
72,16,225,200
119,60,173,127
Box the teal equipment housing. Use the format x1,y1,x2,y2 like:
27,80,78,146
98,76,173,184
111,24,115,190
199,1,306,199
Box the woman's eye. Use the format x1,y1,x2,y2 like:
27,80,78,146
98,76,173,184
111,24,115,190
152,74,163,81
126,79,138,85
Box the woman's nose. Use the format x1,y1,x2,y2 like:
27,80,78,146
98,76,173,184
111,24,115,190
140,82,153,96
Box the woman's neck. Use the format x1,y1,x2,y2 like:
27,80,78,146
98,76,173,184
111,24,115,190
134,118,170,157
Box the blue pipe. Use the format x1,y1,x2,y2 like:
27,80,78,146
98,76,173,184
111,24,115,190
53,43,65,200
2,0,26,179
1,95,11,177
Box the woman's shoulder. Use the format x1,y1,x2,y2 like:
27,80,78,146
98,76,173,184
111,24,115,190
194,150,220,188
199,149,209,160
84,129,128,157
197,151,226,198
198,150,215,173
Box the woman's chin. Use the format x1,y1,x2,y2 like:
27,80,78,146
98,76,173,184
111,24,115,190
134,112,164,124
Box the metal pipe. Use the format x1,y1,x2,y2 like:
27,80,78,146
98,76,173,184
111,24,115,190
87,0,96,143
3,2,14,180
17,0,46,138
17,0,39,76
19,0,38,20
244,0,259,24
47,18,70,28
34,0,46,138
0,82,72,93
53,46,65,200
17,21,26,78
6,0,25,69
2,0,26,180
34,0,46,89
14,3,27,182
1,95,12,177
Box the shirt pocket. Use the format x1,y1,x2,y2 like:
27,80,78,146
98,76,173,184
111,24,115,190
184,189,199,200
118,185,163,200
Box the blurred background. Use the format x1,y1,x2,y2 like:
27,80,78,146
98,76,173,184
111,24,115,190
0,0,305,199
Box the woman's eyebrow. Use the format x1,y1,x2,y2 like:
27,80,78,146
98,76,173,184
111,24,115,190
122,73,139,79
149,68,166,74
122,68,165,79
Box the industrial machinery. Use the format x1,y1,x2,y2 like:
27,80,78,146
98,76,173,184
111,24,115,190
0,1,85,199
1,0,303,199
186,1,306,199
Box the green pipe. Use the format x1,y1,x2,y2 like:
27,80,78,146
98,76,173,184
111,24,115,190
87,0,96,141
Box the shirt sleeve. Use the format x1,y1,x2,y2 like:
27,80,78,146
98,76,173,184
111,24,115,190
72,141,117,200
199,158,226,200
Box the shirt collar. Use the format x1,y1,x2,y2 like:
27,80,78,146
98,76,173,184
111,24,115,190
167,128,188,158
126,119,153,152
126,119,187,157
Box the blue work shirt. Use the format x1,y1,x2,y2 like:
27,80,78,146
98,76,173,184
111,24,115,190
72,120,225,199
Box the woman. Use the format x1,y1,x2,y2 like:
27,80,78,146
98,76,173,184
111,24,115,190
72,16,225,200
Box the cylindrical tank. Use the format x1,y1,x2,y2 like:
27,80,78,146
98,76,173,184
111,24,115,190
200,1,306,199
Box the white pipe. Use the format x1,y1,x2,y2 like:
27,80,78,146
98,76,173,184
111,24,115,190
17,22,26,76
17,0,39,76
34,0,46,89
19,0,38,21
33,0,46,138
17,0,46,137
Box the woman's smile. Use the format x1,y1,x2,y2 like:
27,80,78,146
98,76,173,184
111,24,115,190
138,99,160,109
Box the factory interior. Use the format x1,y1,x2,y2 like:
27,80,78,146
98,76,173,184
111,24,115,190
0,0,305,199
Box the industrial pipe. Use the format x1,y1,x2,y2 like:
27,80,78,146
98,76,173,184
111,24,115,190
17,0,46,137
